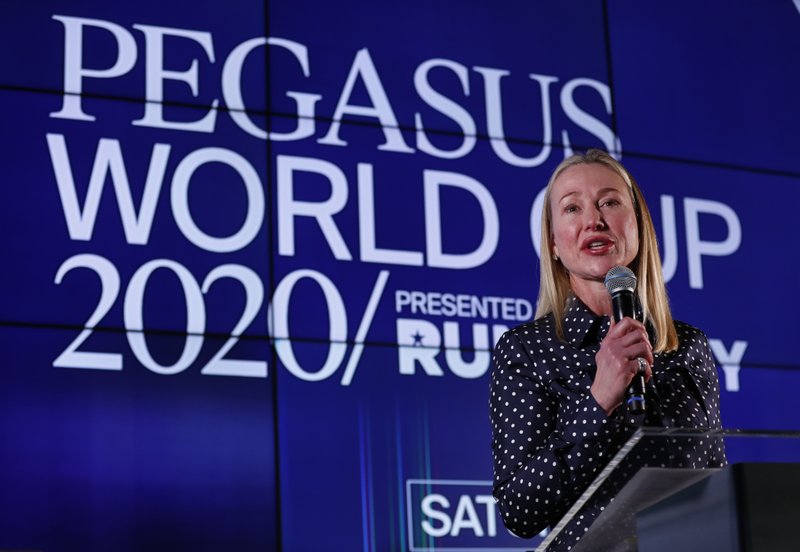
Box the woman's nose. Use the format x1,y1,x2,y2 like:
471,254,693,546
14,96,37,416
584,208,606,230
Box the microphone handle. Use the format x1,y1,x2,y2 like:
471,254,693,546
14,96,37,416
627,372,646,415
610,290,646,414
611,290,636,323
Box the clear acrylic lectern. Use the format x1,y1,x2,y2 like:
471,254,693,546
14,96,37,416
534,428,800,552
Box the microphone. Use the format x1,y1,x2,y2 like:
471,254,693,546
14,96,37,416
604,266,646,414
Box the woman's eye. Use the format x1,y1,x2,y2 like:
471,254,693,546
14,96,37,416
564,205,578,213
601,199,620,207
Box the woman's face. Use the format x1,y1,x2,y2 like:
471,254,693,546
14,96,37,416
549,163,639,288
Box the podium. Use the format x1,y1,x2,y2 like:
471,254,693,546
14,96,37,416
535,428,800,552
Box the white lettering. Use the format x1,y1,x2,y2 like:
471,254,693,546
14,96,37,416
424,170,499,269
419,493,498,538
48,134,169,244
420,494,451,538
393,290,531,321
222,37,322,140
358,163,424,265
451,494,483,537
395,290,412,312
53,254,123,370
530,185,547,258
397,318,443,376
660,195,678,283
414,59,476,159
474,67,557,167
125,260,205,374
475,495,497,537
559,77,621,156
171,147,264,252
684,197,742,289
709,339,748,392
131,24,219,132
269,269,348,381
51,15,137,121
200,264,268,378
277,155,352,259
318,48,414,153
444,322,491,379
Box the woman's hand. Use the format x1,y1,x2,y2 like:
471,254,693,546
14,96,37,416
591,317,654,415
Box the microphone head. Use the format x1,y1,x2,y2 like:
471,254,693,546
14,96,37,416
604,266,637,295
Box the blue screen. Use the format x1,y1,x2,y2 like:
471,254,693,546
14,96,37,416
1,1,799,550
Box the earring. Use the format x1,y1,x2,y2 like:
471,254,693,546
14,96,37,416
553,254,559,261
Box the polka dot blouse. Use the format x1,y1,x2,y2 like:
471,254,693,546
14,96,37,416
489,297,726,551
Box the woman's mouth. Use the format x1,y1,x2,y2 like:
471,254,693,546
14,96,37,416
583,238,614,253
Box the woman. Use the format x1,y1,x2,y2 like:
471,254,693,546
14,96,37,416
489,149,725,550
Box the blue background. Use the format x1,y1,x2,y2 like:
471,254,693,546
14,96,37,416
1,1,798,551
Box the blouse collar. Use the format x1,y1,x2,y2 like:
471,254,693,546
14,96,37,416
561,295,649,348
562,296,609,348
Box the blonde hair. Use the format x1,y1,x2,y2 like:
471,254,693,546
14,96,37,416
535,149,678,353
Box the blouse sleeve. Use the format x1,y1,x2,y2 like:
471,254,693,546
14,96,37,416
695,329,727,466
693,328,724,430
657,323,727,467
488,329,632,537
